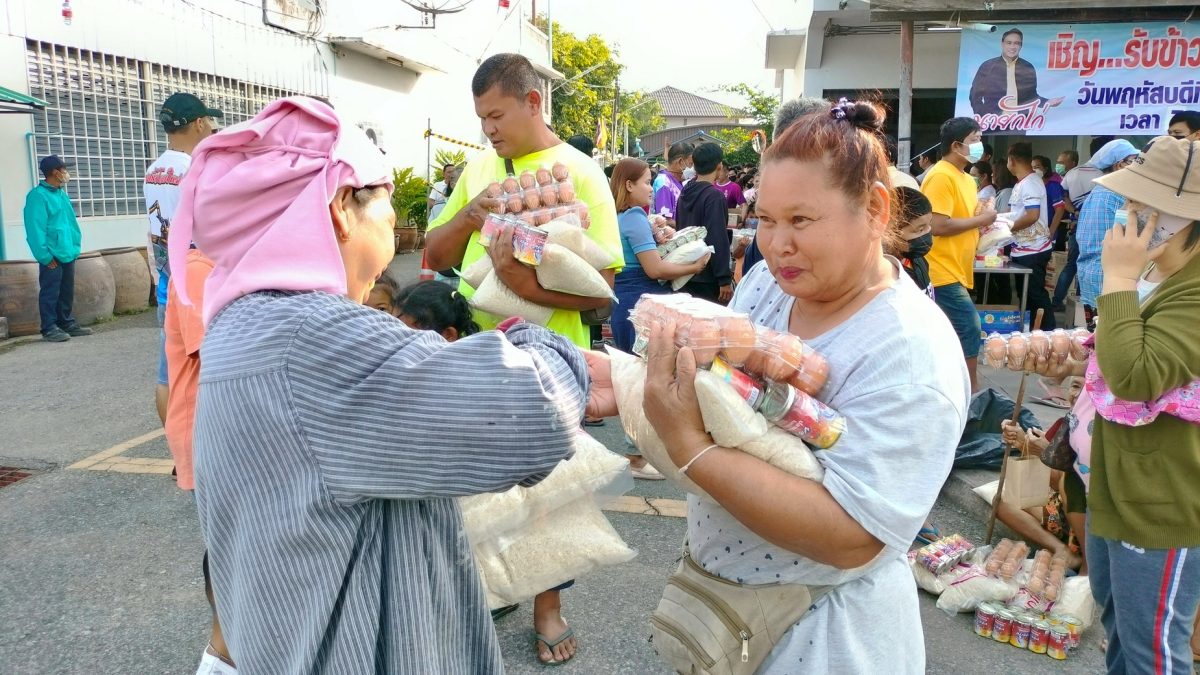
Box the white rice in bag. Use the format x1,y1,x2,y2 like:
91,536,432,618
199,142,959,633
459,431,631,543
1053,576,1096,629
739,426,826,482
936,564,1020,615
541,218,615,269
535,243,615,299
473,497,636,607
470,271,554,326
694,369,768,448
460,255,493,290
663,240,715,291
908,550,947,595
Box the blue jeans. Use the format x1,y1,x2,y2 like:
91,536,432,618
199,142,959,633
156,303,169,386
933,282,981,359
612,269,668,353
1088,529,1200,675
38,259,79,335
1052,232,1079,306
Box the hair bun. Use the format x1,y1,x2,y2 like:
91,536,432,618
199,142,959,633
830,98,884,133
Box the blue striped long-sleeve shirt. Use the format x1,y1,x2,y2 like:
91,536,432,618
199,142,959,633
1075,184,1126,306
193,290,588,674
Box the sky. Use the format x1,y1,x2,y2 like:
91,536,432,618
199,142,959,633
545,0,813,107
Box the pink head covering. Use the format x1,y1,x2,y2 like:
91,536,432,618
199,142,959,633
168,96,392,325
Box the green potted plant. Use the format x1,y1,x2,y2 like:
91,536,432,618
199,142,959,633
391,167,429,253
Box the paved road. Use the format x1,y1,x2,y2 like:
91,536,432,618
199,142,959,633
0,253,1107,674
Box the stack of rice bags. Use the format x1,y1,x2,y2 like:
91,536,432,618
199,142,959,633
656,226,714,291
459,431,635,608
460,164,617,325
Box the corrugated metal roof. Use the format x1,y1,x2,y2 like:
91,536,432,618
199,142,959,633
649,86,742,119
639,123,759,159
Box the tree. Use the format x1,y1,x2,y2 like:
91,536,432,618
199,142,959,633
433,149,466,178
709,128,758,167
717,83,780,142
534,16,663,152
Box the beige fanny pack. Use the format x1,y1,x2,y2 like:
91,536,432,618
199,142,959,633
650,545,831,674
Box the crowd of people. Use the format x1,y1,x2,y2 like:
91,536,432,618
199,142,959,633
19,45,1200,673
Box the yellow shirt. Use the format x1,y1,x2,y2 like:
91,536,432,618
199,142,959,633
921,160,980,289
428,143,622,348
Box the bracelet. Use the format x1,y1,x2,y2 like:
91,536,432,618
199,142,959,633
679,444,719,475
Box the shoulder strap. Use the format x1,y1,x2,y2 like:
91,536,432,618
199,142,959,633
504,158,516,176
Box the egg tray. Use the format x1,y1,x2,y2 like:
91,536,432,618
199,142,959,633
656,226,708,258
628,293,829,396
982,328,1091,371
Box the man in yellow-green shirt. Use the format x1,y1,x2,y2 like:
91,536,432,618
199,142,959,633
921,117,997,392
424,53,621,667
427,56,621,352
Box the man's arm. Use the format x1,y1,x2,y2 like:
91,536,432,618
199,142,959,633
22,193,53,266
930,212,995,236
424,189,502,271
1010,205,1039,233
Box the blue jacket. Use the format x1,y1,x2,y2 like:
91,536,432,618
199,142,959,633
23,181,81,266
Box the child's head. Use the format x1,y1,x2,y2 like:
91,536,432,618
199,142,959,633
367,273,401,316
894,186,933,242
394,280,480,342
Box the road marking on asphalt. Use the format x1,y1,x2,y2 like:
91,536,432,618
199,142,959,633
603,495,687,518
67,429,166,471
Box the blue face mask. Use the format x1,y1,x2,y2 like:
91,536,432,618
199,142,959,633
964,141,985,163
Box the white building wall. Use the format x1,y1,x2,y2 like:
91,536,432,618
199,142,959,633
802,31,961,97
1,0,552,260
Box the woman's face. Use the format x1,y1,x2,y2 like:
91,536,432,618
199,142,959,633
627,168,653,208
755,158,889,302
332,187,396,304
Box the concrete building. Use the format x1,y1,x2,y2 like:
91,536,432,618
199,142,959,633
0,0,559,260
640,85,751,161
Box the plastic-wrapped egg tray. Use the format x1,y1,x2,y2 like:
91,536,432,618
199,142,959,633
982,328,1091,371
485,163,590,228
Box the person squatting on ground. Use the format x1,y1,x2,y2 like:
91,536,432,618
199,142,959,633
22,154,91,343
642,99,970,673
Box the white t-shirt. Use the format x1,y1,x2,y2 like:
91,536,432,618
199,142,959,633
690,260,971,674
428,180,449,205
977,184,997,202
144,149,191,300
1008,173,1051,256
1061,165,1104,211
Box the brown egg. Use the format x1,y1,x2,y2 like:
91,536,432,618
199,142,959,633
551,162,569,181
684,317,722,366
523,189,541,211
516,211,536,226
1070,328,1091,361
717,316,757,365
557,180,576,203
1006,333,1029,372
984,333,1008,369
1028,330,1051,359
485,182,504,198
518,171,537,189
539,185,559,206
790,353,829,396
532,210,551,226
1027,577,1045,596
535,168,553,186
758,331,801,381
505,195,524,213
502,176,520,194
1044,584,1059,602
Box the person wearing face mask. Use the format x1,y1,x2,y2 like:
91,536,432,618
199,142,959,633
893,186,935,297
1033,154,1067,243
971,160,996,202
1167,110,1200,141
1074,139,1141,328
1005,143,1056,330
1028,135,1200,675
653,142,694,225
23,155,87,343
922,117,999,392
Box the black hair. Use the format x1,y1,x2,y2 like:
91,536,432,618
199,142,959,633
982,142,993,158
667,141,694,163
691,142,723,176
883,135,898,165
1007,141,1033,163
1002,28,1023,42
394,281,480,337
973,160,994,178
1169,110,1200,133
895,186,932,220
566,134,594,156
939,117,981,156
471,53,540,100
1090,135,1115,156
1060,149,1079,165
1032,155,1054,173
1184,221,1200,251
603,164,614,178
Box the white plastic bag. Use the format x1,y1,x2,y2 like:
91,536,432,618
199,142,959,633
694,369,769,448
459,431,632,543
936,564,1020,615
461,255,493,290
470,271,554,326
540,218,614,269
663,240,715,291
535,243,616,299
908,551,947,595
473,496,636,607
1053,576,1096,629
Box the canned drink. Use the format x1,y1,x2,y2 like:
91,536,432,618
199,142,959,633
1028,620,1050,654
974,603,997,638
1010,613,1033,649
991,610,1014,644
1060,615,1083,649
758,381,846,449
1047,627,1070,660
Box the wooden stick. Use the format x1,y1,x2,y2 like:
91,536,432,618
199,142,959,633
985,308,1044,544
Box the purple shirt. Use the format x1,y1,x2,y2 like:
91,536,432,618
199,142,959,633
652,171,683,218
713,180,745,209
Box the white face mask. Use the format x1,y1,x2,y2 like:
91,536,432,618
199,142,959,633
683,167,696,181
1034,169,1045,178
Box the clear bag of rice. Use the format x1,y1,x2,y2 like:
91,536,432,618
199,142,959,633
908,550,947,595
459,431,632,543
460,255,493,290
694,369,768,448
535,243,616,299
540,218,615,269
936,564,1020,615
739,426,825,481
470,271,554,326
663,241,715,291
473,496,637,607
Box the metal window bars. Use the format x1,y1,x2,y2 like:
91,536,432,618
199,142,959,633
25,40,306,219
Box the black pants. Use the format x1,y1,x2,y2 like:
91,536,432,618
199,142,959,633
38,259,79,335
1011,250,1056,330
681,279,723,304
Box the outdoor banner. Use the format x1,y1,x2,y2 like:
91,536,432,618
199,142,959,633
955,22,1200,136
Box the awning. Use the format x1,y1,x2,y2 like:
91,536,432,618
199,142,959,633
0,86,48,114
328,36,447,75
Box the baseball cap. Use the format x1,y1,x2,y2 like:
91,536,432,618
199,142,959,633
159,92,224,131
39,155,74,176
1095,135,1200,221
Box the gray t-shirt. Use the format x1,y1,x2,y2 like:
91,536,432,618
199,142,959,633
689,259,970,673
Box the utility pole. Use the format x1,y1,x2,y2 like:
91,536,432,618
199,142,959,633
898,20,914,169
612,72,620,159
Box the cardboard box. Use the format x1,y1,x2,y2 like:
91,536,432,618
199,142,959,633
1063,295,1086,329
1046,251,1068,292
978,304,1027,343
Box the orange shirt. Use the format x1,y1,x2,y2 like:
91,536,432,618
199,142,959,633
163,250,214,490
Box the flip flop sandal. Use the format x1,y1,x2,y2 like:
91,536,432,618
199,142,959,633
490,604,519,621
914,526,941,547
583,418,605,427
534,626,576,666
